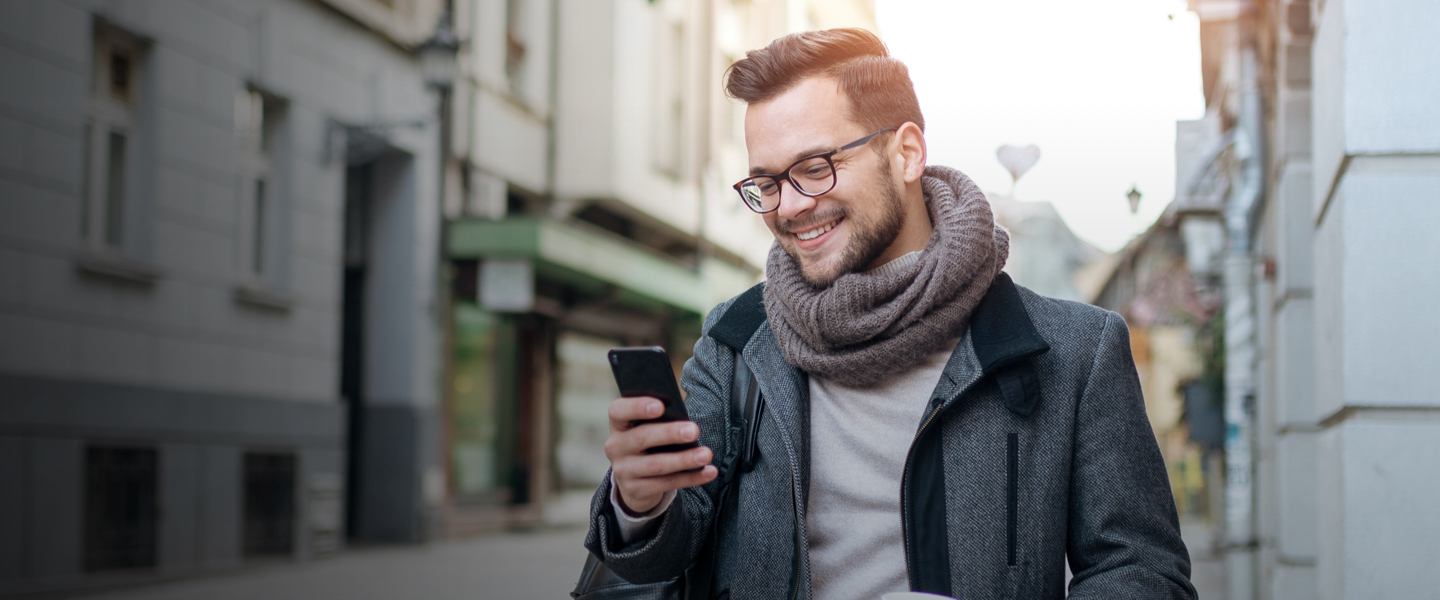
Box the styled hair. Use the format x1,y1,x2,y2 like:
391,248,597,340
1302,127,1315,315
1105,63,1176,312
724,28,924,134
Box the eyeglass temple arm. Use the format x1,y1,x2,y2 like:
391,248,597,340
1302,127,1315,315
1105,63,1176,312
837,126,898,152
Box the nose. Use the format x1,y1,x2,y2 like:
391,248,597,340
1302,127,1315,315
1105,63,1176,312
775,179,818,222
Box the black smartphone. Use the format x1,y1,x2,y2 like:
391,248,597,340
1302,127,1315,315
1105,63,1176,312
608,346,699,455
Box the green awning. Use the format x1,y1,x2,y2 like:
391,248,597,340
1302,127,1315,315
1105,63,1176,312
448,217,759,315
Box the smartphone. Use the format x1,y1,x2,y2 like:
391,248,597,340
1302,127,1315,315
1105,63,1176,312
608,346,699,455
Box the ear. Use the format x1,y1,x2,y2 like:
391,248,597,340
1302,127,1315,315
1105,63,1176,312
892,122,927,184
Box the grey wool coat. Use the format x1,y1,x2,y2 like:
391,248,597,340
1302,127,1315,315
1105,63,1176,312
585,274,1197,599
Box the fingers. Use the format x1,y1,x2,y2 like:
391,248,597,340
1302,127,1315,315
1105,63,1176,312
608,396,663,431
604,396,717,514
608,439,717,514
617,464,719,515
620,445,713,479
605,420,701,460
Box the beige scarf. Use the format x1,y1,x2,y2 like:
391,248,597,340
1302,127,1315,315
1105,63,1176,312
763,166,1009,388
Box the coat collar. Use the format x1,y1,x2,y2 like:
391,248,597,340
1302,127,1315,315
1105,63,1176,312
969,272,1051,375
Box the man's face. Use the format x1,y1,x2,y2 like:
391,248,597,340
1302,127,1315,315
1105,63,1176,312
744,77,906,288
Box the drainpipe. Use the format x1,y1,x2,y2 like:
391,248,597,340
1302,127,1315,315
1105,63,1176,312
1222,43,1264,600
545,0,560,203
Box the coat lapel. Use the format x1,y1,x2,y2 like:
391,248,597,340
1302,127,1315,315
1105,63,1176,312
742,321,809,483
968,272,1051,416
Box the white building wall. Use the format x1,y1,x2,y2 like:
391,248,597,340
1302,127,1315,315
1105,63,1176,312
1261,2,1320,596
554,0,794,265
456,0,551,197
1309,0,1440,598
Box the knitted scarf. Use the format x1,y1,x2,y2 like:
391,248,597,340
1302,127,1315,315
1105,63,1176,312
763,165,1009,388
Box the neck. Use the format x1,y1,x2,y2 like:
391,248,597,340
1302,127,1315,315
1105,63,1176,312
865,180,933,270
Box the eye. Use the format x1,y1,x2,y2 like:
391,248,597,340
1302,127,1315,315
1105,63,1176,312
792,158,832,181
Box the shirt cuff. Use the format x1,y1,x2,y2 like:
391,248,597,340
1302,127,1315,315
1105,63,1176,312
609,473,676,544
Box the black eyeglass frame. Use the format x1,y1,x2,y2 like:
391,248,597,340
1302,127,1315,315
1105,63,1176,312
732,126,898,214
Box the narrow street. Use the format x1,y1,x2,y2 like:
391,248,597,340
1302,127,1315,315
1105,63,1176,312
65,519,1227,600
70,527,592,600
1182,516,1227,600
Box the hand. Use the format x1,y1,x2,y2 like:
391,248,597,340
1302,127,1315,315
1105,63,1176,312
604,396,718,515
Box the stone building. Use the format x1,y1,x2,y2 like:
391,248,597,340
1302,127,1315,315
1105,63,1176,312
0,0,449,594
1178,1,1440,598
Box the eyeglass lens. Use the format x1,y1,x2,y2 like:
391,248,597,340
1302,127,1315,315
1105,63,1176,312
738,156,836,212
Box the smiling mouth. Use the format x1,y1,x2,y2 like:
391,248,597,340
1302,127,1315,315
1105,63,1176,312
795,219,839,241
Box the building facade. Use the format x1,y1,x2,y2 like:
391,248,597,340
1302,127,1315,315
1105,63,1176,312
1092,213,1222,523
0,0,884,593
0,0,449,594
438,0,879,532
1180,1,1440,598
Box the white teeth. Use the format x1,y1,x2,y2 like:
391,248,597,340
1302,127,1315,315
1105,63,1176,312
796,222,834,241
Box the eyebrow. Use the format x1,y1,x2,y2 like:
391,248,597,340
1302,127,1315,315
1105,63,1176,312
749,143,836,176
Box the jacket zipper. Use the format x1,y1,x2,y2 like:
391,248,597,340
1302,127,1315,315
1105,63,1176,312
900,395,947,589
790,463,801,600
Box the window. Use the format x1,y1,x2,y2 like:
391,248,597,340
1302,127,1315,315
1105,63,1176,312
84,446,158,571
82,26,144,251
721,54,743,144
652,18,687,177
235,88,284,284
505,0,527,88
243,452,297,557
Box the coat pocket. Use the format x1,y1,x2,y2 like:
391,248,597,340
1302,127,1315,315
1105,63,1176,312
1006,432,1018,567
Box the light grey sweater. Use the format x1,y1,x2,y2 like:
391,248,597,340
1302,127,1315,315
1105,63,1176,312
806,335,954,600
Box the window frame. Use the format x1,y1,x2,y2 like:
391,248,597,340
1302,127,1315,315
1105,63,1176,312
82,26,145,253
233,85,291,301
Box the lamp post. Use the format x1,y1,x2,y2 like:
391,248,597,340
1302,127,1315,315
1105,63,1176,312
1127,184,1142,215
419,12,459,540
418,14,459,93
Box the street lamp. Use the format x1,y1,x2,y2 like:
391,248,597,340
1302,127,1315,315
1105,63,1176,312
418,13,459,92
1126,184,1142,214
421,12,461,535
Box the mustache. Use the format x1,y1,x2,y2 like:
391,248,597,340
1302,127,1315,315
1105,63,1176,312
777,208,847,235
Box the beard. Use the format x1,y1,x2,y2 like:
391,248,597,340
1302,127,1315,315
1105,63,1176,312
778,166,907,288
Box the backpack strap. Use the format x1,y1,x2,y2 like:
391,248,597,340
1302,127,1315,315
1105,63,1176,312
708,282,767,354
686,283,765,600
708,282,766,478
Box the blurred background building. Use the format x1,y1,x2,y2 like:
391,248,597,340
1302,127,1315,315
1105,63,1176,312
439,0,877,533
1,0,452,594
0,0,874,596
1164,1,1440,599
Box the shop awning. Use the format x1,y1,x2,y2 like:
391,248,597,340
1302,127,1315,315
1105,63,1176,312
448,217,759,315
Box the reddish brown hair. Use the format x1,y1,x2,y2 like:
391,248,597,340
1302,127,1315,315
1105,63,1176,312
724,28,924,134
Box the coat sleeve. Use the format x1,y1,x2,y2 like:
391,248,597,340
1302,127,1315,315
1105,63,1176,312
582,298,737,584
1065,312,1198,599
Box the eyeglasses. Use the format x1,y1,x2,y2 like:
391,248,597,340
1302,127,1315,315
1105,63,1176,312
732,126,897,214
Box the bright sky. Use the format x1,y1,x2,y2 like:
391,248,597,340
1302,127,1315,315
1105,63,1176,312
876,0,1206,252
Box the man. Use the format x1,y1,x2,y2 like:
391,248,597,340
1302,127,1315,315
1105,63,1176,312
585,28,1196,600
